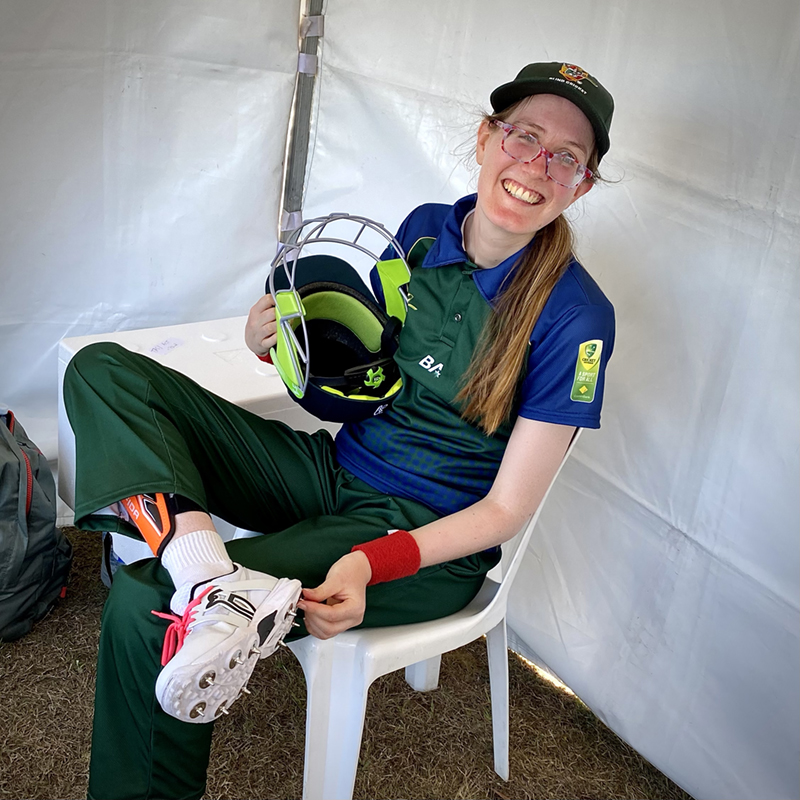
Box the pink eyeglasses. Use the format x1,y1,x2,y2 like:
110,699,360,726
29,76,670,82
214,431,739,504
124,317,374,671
490,120,593,188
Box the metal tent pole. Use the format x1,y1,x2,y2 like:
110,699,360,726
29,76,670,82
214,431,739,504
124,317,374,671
279,0,325,243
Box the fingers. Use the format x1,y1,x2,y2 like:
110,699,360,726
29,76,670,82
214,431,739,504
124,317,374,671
300,598,352,622
245,294,278,356
300,583,329,603
297,553,371,639
298,578,365,639
299,596,364,640
250,293,276,314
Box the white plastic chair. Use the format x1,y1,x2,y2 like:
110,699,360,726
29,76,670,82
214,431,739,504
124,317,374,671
287,429,582,800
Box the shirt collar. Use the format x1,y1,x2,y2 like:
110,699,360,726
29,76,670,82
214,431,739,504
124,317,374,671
422,194,530,305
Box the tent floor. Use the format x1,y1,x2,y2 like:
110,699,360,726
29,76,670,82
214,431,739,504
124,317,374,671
0,529,693,800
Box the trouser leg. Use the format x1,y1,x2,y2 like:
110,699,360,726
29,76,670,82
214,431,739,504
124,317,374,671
64,341,344,536
88,561,212,800
225,507,500,633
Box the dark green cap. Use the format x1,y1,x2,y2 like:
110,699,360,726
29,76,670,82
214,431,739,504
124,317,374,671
490,62,614,161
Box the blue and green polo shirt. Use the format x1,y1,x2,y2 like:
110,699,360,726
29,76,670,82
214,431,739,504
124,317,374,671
334,194,615,516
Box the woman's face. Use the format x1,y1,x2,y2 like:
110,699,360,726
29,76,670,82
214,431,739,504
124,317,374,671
474,93,595,246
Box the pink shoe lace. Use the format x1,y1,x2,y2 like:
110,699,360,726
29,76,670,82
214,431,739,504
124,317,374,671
151,586,213,666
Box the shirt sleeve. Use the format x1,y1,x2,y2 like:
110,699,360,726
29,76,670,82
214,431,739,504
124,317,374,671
517,302,615,429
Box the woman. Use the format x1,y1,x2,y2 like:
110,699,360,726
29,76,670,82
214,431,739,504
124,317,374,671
64,61,615,800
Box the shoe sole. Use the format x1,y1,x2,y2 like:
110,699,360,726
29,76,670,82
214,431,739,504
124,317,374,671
155,578,302,723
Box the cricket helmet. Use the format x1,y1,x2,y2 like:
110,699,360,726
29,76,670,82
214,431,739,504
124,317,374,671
267,213,411,423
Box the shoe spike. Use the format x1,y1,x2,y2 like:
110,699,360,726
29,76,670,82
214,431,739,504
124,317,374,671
233,656,245,666
292,622,301,628
249,646,261,657
199,671,216,688
220,707,230,715
241,686,252,695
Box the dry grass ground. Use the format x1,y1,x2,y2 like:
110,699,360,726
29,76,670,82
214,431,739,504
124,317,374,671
0,529,693,800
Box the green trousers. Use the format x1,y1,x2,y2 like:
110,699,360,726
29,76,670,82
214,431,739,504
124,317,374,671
64,342,498,800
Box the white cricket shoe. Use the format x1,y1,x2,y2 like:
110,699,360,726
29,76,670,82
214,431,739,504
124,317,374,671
152,565,302,723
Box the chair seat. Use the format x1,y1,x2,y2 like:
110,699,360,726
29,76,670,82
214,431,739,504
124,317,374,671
290,578,501,685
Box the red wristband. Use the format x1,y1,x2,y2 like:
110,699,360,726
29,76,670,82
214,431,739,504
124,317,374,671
351,529,420,586
256,351,273,364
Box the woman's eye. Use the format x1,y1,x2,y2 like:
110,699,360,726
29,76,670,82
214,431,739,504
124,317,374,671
555,152,578,165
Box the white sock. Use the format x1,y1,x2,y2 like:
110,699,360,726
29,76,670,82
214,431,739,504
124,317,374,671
161,529,234,615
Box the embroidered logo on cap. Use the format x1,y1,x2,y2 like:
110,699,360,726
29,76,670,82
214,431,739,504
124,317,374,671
559,63,598,87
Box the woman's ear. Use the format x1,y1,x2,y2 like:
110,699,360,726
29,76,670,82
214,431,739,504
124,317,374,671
475,119,491,166
573,180,593,202
563,179,593,211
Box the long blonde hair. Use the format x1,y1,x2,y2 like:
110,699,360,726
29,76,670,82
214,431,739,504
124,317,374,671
456,109,600,435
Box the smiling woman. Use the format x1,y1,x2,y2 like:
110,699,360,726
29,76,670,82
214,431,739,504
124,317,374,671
454,64,614,435
471,95,595,254
63,60,617,800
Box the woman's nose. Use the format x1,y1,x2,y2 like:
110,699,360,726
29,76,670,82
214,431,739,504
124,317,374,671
525,150,549,180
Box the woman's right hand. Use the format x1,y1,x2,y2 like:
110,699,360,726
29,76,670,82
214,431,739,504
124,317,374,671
245,294,277,357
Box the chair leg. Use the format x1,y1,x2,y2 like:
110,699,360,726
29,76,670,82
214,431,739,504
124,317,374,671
404,654,442,691
486,619,510,781
291,637,371,800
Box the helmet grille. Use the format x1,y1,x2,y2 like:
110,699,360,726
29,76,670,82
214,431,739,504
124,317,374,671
268,247,407,421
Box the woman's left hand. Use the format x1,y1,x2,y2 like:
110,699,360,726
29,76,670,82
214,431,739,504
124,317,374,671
297,551,372,639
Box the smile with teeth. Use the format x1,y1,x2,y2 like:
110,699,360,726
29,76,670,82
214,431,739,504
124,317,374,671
503,179,543,205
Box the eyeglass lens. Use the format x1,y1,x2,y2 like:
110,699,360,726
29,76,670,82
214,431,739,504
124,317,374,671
504,128,585,187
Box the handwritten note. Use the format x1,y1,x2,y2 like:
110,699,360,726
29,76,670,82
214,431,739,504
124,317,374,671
149,337,184,355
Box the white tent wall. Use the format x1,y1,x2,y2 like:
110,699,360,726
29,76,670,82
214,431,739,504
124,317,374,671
0,1,797,799
0,0,300,458
303,2,799,799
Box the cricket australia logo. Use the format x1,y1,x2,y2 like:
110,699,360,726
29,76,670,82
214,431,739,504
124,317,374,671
419,354,443,378
580,342,599,368
206,588,256,620
570,339,603,403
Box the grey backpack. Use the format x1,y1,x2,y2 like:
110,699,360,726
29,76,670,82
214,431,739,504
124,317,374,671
0,409,72,641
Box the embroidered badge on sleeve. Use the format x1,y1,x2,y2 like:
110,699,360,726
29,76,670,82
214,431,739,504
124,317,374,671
570,340,603,403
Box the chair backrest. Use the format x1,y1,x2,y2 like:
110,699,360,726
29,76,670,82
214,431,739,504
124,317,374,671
488,428,583,595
